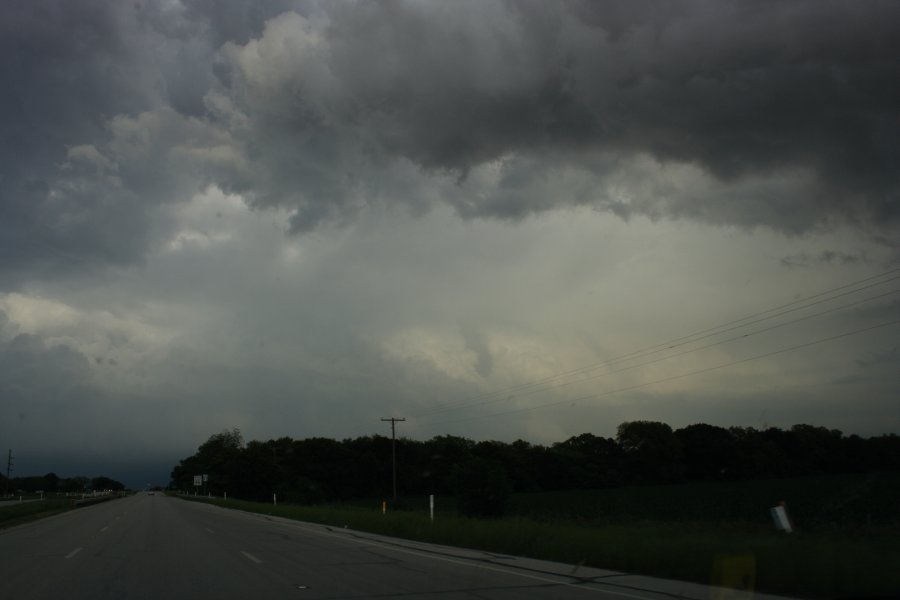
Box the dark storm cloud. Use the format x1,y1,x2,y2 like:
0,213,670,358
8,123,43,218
1,2,139,282
0,307,186,484
780,250,872,268
0,2,169,284
856,346,899,369
0,1,225,284
459,322,493,379
2,1,898,283
180,0,312,47
0,311,97,426
208,0,900,232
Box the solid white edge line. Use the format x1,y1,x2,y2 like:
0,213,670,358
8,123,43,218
65,547,82,559
352,539,652,599
254,515,650,598
189,502,657,599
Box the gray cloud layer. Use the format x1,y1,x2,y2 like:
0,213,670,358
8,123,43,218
2,1,900,486
2,0,898,286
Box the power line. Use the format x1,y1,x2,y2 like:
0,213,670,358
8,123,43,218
415,286,900,419
420,269,900,416
421,317,900,428
412,267,900,419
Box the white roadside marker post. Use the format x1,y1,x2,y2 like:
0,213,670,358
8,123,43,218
770,501,793,533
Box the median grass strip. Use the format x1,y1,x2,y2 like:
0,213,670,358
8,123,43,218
0,498,74,530
0,494,125,530
176,493,899,598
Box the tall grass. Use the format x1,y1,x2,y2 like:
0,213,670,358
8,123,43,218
507,471,900,531
179,493,900,598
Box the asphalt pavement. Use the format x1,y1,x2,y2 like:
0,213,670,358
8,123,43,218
0,493,792,599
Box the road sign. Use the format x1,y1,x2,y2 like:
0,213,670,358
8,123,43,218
193,475,202,487
202,474,208,482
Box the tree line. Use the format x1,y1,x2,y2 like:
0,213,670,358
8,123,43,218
169,422,900,508
1,472,125,495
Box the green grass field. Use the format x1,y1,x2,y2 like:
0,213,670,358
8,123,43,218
0,493,125,529
178,472,900,598
0,498,74,529
337,471,900,532
506,471,900,532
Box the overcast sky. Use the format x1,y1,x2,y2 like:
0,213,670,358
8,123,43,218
1,0,898,488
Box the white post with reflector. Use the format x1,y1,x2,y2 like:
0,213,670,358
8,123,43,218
770,501,793,533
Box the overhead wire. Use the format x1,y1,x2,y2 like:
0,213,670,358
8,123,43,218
414,286,900,419
412,266,900,418
422,316,900,428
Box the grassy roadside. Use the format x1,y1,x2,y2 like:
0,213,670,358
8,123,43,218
0,494,125,530
0,499,74,530
506,472,900,531
176,493,899,598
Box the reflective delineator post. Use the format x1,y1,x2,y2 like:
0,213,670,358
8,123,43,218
273,493,277,506
429,494,434,522
770,500,793,533
382,500,386,515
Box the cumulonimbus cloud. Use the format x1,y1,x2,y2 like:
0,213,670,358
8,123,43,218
210,0,899,232
2,0,898,282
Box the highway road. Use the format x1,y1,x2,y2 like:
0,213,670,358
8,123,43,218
0,493,785,599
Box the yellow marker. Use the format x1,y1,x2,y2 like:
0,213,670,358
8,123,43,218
710,553,756,600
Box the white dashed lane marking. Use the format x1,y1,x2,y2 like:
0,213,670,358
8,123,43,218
65,547,82,559
240,551,263,564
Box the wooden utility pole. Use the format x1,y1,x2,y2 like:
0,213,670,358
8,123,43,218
380,418,405,501
5,449,13,497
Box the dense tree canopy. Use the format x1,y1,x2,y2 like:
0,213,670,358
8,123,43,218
170,423,900,507
3,472,124,494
